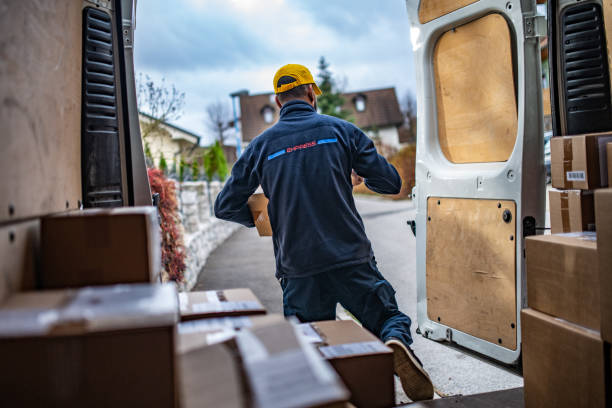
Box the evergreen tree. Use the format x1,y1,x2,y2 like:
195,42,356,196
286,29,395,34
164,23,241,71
191,160,200,181
178,156,186,182
158,152,168,174
316,57,353,121
203,141,228,182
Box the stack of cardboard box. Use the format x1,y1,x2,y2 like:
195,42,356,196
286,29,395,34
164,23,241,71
0,283,180,406
522,133,612,407
548,133,612,234
176,305,395,407
0,206,361,407
1,205,398,406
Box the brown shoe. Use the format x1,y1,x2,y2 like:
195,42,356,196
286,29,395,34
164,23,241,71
385,339,434,401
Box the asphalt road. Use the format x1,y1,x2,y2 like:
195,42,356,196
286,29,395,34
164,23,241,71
194,196,523,403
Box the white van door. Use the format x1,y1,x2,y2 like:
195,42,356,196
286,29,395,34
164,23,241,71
406,0,546,364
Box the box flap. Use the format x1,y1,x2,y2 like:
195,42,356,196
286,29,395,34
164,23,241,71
179,289,265,318
235,321,349,408
526,231,597,249
0,283,179,338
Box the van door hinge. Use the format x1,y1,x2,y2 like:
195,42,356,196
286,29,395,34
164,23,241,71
122,21,133,49
524,15,546,38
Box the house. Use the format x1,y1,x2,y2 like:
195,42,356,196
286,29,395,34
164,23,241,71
139,112,201,167
139,112,237,169
237,87,407,150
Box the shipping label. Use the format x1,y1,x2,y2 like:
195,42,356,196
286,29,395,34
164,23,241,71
178,316,253,334
297,323,323,344
318,341,390,358
566,171,586,181
191,300,263,314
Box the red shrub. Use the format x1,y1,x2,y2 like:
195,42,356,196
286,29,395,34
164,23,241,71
148,167,186,283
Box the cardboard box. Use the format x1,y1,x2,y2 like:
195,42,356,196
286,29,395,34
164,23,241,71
608,143,612,186
177,342,244,408
178,288,266,322
236,320,350,408
526,232,599,330
247,193,272,236
595,189,612,342
177,317,350,408
551,133,612,189
299,320,394,408
0,283,179,407
522,308,605,408
176,314,286,353
41,206,161,288
549,189,595,234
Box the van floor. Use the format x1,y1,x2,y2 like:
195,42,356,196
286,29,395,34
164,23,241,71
400,387,523,407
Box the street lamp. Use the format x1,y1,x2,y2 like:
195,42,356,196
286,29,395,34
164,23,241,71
230,89,248,157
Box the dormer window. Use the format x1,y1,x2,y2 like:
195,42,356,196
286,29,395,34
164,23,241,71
262,106,275,124
354,95,366,112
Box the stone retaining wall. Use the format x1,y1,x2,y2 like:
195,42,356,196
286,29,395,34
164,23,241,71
176,181,240,290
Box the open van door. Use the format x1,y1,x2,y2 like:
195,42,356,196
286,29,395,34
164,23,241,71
406,0,546,364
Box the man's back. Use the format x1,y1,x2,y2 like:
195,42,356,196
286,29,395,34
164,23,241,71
215,100,401,278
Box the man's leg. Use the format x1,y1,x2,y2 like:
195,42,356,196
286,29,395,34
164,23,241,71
279,273,336,322
329,259,434,401
328,259,412,344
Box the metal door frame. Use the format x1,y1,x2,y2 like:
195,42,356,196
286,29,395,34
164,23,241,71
406,0,545,364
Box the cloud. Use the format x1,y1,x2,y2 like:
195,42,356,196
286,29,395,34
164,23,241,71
133,0,416,143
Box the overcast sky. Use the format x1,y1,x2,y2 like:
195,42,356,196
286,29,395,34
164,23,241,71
134,0,416,144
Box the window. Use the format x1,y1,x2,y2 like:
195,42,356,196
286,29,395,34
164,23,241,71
355,95,366,112
262,106,275,124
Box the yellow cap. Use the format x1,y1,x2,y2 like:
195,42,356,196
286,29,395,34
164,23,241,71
273,64,322,95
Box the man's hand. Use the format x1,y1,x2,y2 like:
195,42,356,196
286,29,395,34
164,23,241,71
351,170,364,186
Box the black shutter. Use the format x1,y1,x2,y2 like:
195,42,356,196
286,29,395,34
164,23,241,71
81,7,123,207
560,2,612,135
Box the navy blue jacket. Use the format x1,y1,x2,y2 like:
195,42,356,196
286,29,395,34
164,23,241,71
214,100,401,278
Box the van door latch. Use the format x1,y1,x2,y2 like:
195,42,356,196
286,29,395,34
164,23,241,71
524,15,546,38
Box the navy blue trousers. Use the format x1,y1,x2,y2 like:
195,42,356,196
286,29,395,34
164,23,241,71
280,258,413,348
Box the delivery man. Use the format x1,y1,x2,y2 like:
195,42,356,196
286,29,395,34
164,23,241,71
214,64,434,401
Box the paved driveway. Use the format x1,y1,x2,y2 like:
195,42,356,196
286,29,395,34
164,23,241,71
194,196,523,403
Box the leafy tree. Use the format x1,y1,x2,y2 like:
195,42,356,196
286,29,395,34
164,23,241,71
203,141,228,182
316,57,353,121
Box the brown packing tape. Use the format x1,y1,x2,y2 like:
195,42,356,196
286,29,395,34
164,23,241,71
560,192,570,233
564,138,574,189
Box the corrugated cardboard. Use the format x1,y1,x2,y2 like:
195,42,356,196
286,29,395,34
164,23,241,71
178,288,266,322
41,206,161,288
607,143,612,186
551,133,612,190
549,189,595,234
302,320,394,408
177,342,244,408
176,314,286,354
526,232,599,330
247,193,272,236
236,320,350,408
0,283,179,407
595,189,612,342
522,308,605,408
